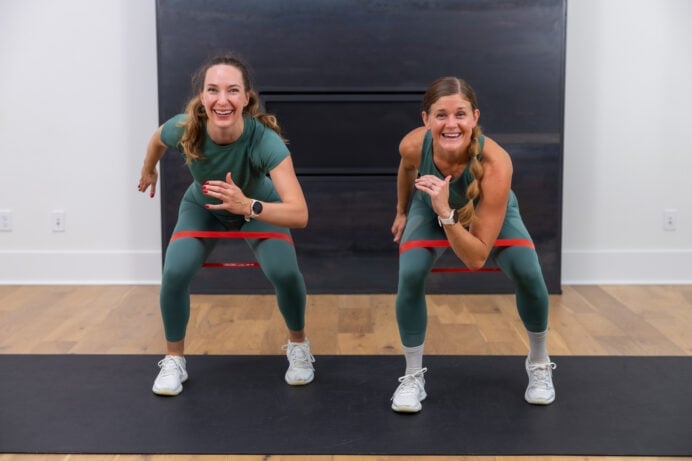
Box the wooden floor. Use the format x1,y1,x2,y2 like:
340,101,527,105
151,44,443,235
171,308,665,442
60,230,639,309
1,284,691,461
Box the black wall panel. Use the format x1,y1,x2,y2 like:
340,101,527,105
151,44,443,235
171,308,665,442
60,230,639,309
156,0,566,294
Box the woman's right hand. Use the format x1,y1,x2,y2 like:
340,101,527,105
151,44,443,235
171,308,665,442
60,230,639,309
138,126,166,198
137,125,167,198
391,212,407,243
138,167,158,198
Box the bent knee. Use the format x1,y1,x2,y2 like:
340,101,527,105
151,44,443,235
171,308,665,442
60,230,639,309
162,265,195,287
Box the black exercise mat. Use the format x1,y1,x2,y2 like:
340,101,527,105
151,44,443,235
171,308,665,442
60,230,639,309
1,354,690,456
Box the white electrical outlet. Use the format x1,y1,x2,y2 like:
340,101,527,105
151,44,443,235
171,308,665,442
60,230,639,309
663,209,678,231
52,210,66,232
0,210,12,231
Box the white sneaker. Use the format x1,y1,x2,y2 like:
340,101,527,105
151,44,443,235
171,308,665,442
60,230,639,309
282,340,315,385
391,368,427,413
152,355,188,396
525,358,556,405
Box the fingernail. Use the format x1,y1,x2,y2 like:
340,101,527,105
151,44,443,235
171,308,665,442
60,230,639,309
204,204,210,209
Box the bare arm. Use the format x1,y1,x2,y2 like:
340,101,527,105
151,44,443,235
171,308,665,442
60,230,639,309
391,126,426,243
261,156,309,228
440,137,512,270
138,125,167,198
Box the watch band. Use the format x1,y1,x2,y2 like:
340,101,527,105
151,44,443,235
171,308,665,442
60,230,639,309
438,209,459,226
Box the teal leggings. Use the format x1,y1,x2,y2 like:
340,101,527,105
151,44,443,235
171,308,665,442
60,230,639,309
396,195,549,347
160,187,306,342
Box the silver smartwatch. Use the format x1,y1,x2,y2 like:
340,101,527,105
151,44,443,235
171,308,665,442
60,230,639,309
245,199,263,222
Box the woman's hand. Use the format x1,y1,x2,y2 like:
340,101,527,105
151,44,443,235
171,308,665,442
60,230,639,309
414,174,452,216
138,167,159,198
391,212,407,243
202,172,251,216
138,125,166,198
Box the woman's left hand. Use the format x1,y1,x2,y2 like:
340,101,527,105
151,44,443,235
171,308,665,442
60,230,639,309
202,172,251,216
415,174,452,216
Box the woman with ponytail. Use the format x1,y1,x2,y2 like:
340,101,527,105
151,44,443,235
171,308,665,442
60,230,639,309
390,77,555,412
138,54,314,396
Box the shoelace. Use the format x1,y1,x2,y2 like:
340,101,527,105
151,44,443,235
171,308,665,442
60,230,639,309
393,368,427,399
527,362,556,389
283,343,315,370
157,357,182,377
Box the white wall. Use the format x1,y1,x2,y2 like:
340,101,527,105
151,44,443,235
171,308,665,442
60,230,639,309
562,0,692,283
0,0,690,285
0,0,161,283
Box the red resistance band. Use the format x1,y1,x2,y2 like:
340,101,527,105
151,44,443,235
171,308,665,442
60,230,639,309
399,238,535,273
169,230,294,269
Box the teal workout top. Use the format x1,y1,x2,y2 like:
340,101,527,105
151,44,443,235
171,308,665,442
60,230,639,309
160,114,290,204
415,130,528,239
415,130,485,210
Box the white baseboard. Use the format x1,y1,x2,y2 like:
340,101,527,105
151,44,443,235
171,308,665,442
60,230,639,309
561,249,692,285
0,250,162,284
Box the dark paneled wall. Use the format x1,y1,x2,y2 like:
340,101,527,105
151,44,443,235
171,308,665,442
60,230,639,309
156,0,566,294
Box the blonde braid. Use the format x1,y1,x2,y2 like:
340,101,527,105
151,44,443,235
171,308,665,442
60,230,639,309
457,125,484,228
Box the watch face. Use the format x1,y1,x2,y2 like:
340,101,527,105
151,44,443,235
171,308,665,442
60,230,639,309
252,200,263,215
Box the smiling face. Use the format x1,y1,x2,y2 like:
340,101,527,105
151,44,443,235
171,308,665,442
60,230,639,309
423,93,480,155
199,64,250,140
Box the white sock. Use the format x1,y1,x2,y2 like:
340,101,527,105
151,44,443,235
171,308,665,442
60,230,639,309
403,344,424,375
527,330,549,364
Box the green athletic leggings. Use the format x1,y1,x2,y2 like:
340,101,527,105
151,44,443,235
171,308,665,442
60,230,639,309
160,187,306,342
396,195,549,347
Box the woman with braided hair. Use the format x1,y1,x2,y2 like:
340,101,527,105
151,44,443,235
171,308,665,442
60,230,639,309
389,76,555,413
138,53,314,396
